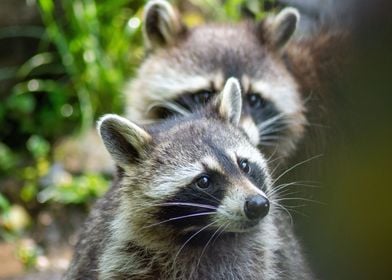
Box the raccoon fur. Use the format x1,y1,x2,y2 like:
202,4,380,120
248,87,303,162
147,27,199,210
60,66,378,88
125,0,347,161
64,79,313,279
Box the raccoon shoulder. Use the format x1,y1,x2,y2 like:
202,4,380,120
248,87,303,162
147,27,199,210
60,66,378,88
63,175,122,280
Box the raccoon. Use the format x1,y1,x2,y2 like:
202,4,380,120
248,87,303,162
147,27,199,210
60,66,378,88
64,79,313,279
125,0,345,161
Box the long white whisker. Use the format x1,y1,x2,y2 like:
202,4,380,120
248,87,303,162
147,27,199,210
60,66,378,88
270,202,293,226
191,223,225,278
259,122,288,135
142,212,216,229
155,202,218,210
172,221,218,266
272,155,323,185
258,113,286,130
274,197,325,205
147,100,190,116
259,141,278,147
188,192,219,205
196,188,220,203
268,181,321,197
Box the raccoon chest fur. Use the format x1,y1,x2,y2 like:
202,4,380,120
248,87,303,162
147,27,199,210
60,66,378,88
99,201,281,280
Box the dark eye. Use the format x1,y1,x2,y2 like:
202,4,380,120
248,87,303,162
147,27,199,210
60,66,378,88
238,159,251,174
195,175,211,189
193,90,214,104
247,93,266,109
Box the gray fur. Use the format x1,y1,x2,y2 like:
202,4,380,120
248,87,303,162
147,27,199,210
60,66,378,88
143,0,186,50
97,114,152,167
217,77,242,126
64,80,313,279
264,8,300,49
126,1,306,161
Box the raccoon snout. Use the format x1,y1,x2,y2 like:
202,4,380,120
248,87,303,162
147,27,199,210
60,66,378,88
244,195,270,220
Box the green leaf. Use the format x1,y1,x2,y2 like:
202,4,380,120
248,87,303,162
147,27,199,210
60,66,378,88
26,135,50,159
0,193,11,213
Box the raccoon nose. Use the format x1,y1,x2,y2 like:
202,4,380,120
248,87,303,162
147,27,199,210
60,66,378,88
244,195,270,220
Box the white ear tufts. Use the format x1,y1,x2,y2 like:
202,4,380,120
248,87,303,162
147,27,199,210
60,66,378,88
97,114,151,143
143,0,184,50
97,114,151,167
277,7,300,26
266,7,300,49
219,77,242,126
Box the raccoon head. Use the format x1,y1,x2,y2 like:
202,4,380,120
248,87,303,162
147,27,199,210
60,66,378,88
126,0,306,160
101,79,275,250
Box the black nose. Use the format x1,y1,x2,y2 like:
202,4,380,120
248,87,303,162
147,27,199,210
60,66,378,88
244,195,270,220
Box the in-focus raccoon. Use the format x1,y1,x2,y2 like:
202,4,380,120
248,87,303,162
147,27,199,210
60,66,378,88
126,0,346,161
64,79,313,279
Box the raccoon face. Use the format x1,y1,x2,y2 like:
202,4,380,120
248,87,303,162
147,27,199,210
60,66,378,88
101,79,275,248
126,0,306,160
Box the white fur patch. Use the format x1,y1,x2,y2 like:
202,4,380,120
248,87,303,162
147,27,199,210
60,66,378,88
252,78,303,116
145,162,204,198
202,156,223,173
143,0,182,49
240,117,260,146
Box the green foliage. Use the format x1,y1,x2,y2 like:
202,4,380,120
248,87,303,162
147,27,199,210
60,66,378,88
17,239,43,268
37,0,144,130
0,0,277,255
38,173,109,204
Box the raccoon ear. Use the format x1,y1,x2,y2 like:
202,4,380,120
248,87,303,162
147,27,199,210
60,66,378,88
143,0,186,50
97,114,151,167
263,7,299,49
217,78,242,126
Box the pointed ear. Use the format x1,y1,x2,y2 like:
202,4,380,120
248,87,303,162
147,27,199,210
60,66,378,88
216,78,242,126
143,0,186,51
263,7,299,49
97,114,151,167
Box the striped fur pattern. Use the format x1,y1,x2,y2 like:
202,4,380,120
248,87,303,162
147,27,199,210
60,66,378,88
64,79,313,279
126,1,307,161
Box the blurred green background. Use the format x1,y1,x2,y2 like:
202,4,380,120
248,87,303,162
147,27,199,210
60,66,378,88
0,0,391,279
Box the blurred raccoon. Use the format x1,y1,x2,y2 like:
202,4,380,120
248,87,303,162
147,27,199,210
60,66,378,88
64,79,313,279
126,0,346,162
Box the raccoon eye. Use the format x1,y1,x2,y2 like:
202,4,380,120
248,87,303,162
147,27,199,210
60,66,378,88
247,93,267,109
195,175,211,189
238,159,251,174
193,90,214,104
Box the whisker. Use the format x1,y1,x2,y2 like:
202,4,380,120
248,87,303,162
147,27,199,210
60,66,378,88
272,155,323,185
272,201,309,217
259,141,279,147
268,189,302,199
191,223,225,277
259,135,284,141
274,197,325,205
259,122,288,135
302,90,315,106
155,202,218,210
196,188,220,203
142,212,216,229
187,192,219,205
271,202,293,226
269,161,283,178
258,113,286,130
147,100,190,116
268,181,321,197
211,223,229,246
172,221,218,266
259,123,287,134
